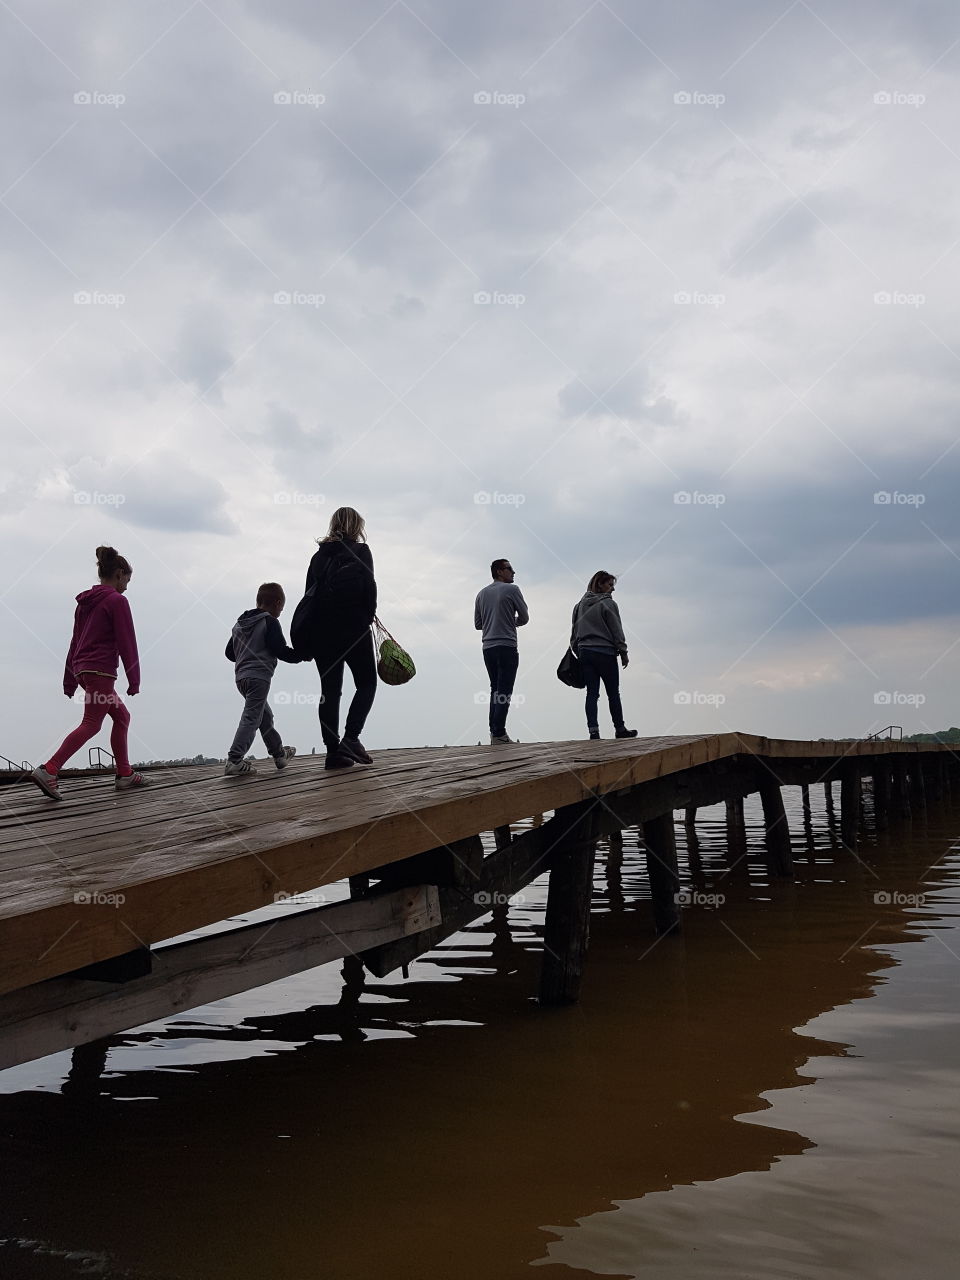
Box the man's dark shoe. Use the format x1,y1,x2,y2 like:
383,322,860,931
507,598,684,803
589,729,601,740
341,737,373,764
615,727,639,738
324,749,356,770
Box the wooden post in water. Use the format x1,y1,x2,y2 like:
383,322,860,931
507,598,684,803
684,807,697,825
540,804,599,1006
872,763,891,830
840,765,861,850
759,782,793,876
823,780,835,814
642,812,682,935
892,758,912,822
910,763,927,817
724,795,748,876
800,784,810,817
923,759,943,806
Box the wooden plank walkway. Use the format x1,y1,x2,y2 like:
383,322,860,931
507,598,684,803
0,732,943,1000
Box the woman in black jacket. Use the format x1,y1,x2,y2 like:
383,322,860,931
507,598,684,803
305,507,377,769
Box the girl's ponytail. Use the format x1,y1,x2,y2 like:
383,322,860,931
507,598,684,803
96,545,132,580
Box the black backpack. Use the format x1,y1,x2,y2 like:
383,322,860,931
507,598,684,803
289,545,364,657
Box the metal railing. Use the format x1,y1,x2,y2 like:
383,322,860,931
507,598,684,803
88,747,115,769
0,754,30,771
866,725,903,741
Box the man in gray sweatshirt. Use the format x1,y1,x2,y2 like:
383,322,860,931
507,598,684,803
474,558,529,744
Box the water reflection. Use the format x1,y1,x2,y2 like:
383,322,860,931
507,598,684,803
0,788,955,1280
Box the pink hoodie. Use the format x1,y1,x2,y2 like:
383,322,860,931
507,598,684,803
63,584,141,696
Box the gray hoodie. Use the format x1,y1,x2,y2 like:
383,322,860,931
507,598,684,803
225,609,299,682
571,591,627,657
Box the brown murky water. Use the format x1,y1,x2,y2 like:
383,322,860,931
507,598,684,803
2,785,960,1280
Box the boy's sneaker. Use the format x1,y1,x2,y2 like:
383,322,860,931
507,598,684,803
31,765,62,801
325,749,355,771
491,733,517,745
116,771,151,791
341,737,373,765
615,728,639,739
589,729,601,740
224,760,257,777
275,746,297,771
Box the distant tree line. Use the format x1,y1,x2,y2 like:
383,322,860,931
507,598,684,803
902,728,960,744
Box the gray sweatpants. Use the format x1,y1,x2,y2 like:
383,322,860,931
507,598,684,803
228,677,283,762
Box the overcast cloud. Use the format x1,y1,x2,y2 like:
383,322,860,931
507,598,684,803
3,0,960,766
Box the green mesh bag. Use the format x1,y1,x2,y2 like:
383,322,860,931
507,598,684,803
374,617,416,685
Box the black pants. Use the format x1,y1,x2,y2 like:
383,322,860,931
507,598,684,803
314,631,377,752
483,645,519,737
580,647,624,731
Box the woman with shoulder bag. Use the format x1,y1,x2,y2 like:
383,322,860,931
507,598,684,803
570,570,638,741
303,507,378,769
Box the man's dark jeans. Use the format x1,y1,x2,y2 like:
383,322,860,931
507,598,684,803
483,645,519,737
580,647,624,731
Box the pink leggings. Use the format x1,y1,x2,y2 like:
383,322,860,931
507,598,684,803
46,674,131,775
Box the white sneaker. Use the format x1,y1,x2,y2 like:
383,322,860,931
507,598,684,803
31,765,62,801
116,771,151,791
275,746,296,770
224,760,257,776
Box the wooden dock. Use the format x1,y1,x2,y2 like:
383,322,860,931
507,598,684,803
0,733,953,1071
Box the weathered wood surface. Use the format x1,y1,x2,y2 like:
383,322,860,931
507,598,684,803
0,734,950,997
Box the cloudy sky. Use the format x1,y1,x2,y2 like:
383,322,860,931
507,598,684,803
3,0,959,766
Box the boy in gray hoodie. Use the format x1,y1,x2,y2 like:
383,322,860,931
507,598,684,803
224,582,303,776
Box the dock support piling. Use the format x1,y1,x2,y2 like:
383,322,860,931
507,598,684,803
540,805,599,1006
872,764,891,830
642,812,682,935
840,765,861,850
759,783,793,876
892,759,912,822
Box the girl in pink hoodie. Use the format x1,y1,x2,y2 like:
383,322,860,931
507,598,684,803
32,546,149,800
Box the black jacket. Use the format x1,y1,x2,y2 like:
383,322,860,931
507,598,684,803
305,538,377,639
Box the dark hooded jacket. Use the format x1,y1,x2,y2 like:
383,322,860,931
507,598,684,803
570,591,628,658
303,537,377,649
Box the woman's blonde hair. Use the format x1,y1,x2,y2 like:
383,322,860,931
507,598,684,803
321,506,366,544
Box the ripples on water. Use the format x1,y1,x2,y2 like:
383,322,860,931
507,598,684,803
2,786,960,1279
